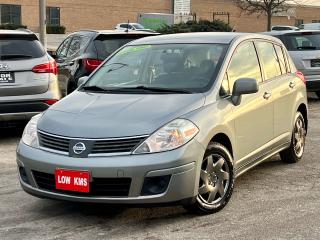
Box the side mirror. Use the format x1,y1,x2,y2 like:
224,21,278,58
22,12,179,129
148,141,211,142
77,76,89,87
231,78,259,106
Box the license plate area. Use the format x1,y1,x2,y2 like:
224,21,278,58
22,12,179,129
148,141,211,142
0,72,15,83
311,59,320,68
55,169,90,193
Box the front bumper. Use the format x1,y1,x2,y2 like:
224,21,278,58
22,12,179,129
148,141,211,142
16,140,205,204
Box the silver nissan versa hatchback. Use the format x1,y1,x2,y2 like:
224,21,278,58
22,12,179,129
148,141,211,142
17,33,308,214
0,30,60,125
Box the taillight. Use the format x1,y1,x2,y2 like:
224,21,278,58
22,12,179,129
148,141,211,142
82,59,103,72
43,99,58,105
32,61,57,75
296,71,306,84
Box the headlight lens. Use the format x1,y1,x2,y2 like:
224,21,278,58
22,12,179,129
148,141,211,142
134,119,199,154
22,114,42,148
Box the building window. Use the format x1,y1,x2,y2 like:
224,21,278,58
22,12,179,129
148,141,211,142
0,4,21,25
295,19,304,27
46,7,60,26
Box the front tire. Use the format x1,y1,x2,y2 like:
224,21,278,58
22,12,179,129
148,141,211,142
184,142,234,214
280,112,307,163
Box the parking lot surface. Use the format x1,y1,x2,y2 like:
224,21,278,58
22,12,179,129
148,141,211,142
0,95,319,240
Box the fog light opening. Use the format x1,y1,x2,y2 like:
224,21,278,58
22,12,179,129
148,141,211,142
19,167,29,184
141,175,171,196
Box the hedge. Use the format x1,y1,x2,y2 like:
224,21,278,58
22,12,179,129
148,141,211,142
46,25,66,34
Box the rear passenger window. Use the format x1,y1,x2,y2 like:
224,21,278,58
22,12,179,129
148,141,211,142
227,41,262,92
274,45,287,74
255,41,282,80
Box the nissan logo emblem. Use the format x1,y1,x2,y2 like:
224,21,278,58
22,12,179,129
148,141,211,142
73,142,86,155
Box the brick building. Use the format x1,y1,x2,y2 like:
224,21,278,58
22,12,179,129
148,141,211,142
0,0,320,33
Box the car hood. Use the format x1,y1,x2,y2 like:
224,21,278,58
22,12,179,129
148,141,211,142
38,91,205,138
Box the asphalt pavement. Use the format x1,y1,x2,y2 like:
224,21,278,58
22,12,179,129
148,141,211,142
0,94,319,240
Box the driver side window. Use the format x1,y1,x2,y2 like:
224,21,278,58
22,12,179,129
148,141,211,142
226,41,262,94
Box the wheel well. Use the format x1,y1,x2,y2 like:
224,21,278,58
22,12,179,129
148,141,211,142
211,133,233,157
297,104,308,131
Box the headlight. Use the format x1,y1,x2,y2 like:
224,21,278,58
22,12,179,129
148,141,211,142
134,119,199,154
22,114,42,148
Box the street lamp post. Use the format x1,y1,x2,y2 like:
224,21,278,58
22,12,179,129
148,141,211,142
39,0,47,50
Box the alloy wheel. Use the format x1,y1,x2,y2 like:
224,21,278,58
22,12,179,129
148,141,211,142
293,116,306,158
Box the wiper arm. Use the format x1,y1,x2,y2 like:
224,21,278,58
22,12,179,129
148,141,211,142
81,85,109,92
0,54,33,60
129,86,193,94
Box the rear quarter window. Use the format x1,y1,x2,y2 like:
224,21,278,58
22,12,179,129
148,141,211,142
93,34,152,60
0,34,45,60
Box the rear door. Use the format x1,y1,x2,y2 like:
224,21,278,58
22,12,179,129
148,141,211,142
0,33,50,97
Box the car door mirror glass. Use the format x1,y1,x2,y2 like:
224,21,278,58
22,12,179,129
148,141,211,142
77,76,89,87
231,78,259,106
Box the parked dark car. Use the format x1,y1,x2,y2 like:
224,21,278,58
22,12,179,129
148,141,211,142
54,30,158,96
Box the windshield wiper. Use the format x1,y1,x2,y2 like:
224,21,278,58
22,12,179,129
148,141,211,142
0,54,33,60
122,86,193,94
81,85,110,92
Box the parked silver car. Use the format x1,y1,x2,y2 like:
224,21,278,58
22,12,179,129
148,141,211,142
264,30,320,98
17,33,308,214
0,30,61,125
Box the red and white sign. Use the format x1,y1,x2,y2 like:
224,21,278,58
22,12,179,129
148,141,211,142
55,169,90,193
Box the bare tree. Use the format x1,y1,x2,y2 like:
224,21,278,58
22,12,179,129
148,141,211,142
233,0,292,31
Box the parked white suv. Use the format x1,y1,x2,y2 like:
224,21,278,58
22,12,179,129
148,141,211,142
0,30,61,125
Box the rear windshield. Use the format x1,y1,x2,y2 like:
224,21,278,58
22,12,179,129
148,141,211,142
93,34,152,59
282,33,320,51
0,34,45,60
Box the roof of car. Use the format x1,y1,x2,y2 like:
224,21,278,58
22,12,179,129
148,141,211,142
0,29,35,35
263,30,320,36
127,32,280,45
76,29,157,35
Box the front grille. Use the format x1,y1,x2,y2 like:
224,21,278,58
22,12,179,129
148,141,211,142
38,132,70,153
91,137,146,154
38,131,146,155
32,170,131,197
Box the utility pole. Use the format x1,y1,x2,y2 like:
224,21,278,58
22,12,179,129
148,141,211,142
39,0,47,50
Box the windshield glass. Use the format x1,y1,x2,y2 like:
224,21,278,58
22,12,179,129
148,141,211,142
133,24,144,29
283,33,320,51
85,44,226,93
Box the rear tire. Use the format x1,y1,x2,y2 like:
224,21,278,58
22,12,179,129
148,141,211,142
280,112,306,163
316,91,320,99
183,142,234,214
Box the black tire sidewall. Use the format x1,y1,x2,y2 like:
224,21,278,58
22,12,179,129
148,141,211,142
195,142,235,214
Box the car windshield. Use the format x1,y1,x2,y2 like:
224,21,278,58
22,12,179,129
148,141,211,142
283,33,320,51
132,24,145,29
84,44,226,93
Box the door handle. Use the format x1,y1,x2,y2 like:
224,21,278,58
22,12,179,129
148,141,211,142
263,92,272,100
289,81,296,89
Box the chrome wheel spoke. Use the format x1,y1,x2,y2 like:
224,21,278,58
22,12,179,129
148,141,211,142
218,183,225,196
200,170,209,182
199,185,210,195
206,155,214,173
208,187,218,203
213,158,224,172
221,171,229,181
